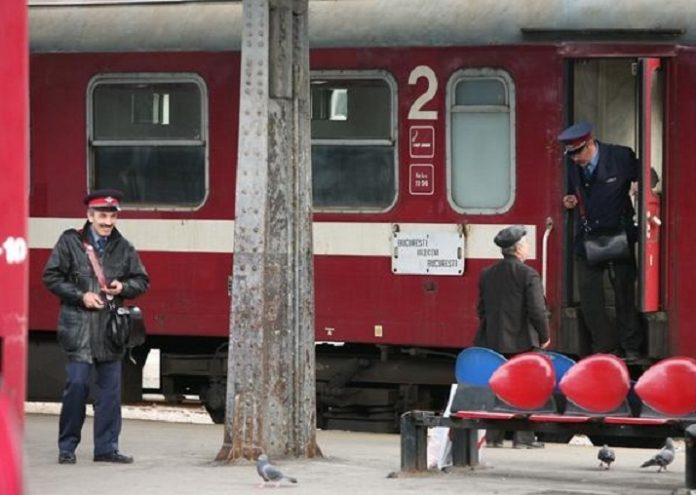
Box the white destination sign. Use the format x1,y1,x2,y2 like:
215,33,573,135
392,231,464,275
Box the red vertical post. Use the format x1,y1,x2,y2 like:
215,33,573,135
0,0,28,492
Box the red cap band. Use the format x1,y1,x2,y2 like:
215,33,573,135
87,196,120,209
563,133,591,151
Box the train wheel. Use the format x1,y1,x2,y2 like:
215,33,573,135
199,382,226,424
203,403,225,424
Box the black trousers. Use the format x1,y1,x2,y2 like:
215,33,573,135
575,255,643,354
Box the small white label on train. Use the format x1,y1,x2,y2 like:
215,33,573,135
392,231,464,275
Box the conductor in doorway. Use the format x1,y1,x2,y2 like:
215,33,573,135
474,225,550,448
559,122,644,361
43,189,149,465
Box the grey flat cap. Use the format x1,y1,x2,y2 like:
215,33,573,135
494,225,527,248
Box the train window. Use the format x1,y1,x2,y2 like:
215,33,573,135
447,70,515,213
87,74,208,209
311,72,397,211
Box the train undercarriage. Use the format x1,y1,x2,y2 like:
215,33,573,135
27,334,456,433
159,342,456,432
27,299,668,433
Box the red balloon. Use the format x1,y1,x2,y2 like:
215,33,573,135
635,357,696,416
559,354,629,413
489,353,555,409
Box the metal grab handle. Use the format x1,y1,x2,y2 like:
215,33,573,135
645,212,662,239
542,217,554,296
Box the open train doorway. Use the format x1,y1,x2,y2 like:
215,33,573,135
560,57,666,359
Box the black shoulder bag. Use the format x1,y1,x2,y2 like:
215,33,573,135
573,170,631,266
83,242,146,361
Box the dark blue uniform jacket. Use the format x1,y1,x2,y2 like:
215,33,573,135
566,142,638,255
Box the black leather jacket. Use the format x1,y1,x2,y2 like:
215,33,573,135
43,222,149,363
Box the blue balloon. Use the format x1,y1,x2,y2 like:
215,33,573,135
545,351,576,389
455,347,506,386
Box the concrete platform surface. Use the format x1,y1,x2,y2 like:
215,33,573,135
24,413,687,495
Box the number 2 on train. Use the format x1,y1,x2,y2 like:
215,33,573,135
408,65,438,120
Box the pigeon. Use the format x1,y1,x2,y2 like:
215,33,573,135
256,454,298,487
640,437,675,472
597,444,615,470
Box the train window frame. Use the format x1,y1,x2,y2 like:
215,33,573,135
86,73,209,211
446,69,516,214
310,70,399,213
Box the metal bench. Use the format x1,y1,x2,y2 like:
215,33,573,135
400,350,696,488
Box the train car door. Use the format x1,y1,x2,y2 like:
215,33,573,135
637,58,663,313
562,57,666,357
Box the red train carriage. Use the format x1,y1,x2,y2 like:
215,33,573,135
25,1,696,430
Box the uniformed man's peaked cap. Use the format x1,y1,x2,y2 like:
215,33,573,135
558,122,593,154
83,189,123,211
494,225,526,248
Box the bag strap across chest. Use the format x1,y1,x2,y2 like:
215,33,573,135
82,241,109,292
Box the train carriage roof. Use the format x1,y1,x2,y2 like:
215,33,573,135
28,0,693,53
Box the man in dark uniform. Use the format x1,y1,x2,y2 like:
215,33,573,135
43,189,149,465
474,225,550,448
559,122,643,361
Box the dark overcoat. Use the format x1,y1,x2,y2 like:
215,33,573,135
474,256,549,354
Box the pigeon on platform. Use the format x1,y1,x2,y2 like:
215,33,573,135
256,454,298,487
597,444,615,470
640,437,675,472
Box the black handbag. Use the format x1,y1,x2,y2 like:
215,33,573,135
573,169,632,266
106,301,145,348
84,241,147,354
583,229,631,266
106,301,131,347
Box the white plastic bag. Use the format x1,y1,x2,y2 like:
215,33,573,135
427,384,485,470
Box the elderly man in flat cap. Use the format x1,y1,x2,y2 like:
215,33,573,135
474,225,550,448
43,189,149,465
559,122,643,362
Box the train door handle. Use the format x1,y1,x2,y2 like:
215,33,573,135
645,212,662,239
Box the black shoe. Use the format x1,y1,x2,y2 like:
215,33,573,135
513,441,545,449
93,451,134,464
58,451,76,464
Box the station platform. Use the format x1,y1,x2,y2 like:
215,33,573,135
24,411,686,495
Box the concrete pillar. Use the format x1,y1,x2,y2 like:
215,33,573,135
216,0,318,461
